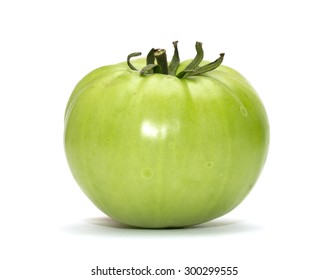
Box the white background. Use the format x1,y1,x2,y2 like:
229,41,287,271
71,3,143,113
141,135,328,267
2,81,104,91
1,0,328,279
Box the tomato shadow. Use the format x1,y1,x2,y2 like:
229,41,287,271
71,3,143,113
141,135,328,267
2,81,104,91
62,216,263,238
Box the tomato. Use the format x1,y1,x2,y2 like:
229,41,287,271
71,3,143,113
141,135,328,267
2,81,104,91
64,42,269,228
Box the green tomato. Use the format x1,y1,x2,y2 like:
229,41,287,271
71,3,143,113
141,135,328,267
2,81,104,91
64,42,269,228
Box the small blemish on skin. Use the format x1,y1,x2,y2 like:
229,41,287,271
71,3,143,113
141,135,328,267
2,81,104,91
206,161,214,168
240,106,248,117
142,168,153,179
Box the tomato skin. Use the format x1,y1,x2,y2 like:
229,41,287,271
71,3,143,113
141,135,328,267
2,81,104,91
64,59,269,228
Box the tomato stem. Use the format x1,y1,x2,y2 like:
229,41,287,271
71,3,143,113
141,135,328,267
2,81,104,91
140,48,168,75
146,48,156,65
127,41,225,78
155,49,169,75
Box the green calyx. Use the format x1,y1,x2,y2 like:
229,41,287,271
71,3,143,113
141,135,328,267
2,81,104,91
127,41,225,78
